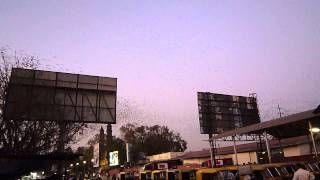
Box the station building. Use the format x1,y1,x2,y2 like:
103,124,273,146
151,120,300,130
147,135,319,166
147,106,320,167
179,135,319,166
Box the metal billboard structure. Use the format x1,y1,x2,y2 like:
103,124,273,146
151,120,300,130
4,68,117,124
197,92,260,134
197,92,260,167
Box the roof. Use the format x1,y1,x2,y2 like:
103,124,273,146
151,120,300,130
314,105,320,114
179,135,310,159
210,108,320,140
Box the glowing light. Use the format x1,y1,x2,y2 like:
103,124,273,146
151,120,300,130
310,127,320,133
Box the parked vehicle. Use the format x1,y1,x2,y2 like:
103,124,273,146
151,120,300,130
152,170,166,180
140,170,152,180
166,169,197,180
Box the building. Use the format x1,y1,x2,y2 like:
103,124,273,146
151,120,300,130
177,135,320,166
148,152,185,162
146,107,320,167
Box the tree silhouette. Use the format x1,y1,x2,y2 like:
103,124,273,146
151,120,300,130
120,123,187,162
87,133,126,165
0,47,86,154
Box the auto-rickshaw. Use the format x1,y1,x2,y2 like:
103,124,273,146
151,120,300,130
166,169,179,180
238,163,296,180
152,170,166,180
119,172,126,180
140,170,152,180
179,169,197,180
195,167,224,180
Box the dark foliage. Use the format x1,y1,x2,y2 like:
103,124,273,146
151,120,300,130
0,48,86,155
120,123,187,162
88,133,126,165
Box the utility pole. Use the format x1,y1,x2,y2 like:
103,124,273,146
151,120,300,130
106,124,112,166
208,134,216,168
99,126,105,167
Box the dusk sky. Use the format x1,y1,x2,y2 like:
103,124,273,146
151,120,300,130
1,0,320,150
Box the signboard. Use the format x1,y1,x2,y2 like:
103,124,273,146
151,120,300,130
100,159,108,166
4,68,117,123
197,92,260,134
157,163,168,170
109,151,119,166
93,143,99,167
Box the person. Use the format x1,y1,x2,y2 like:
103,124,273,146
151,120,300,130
292,163,315,180
238,164,254,180
218,170,235,180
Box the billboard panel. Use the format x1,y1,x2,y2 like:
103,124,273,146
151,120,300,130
197,92,260,134
109,151,119,166
93,143,99,167
4,68,117,124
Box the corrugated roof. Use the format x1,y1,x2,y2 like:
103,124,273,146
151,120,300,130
210,109,320,140
179,135,310,159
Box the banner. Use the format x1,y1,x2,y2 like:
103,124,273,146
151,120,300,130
93,143,99,167
109,151,119,166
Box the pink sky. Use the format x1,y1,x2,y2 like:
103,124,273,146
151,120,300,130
1,0,319,150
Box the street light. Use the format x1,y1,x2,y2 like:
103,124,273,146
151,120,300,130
70,164,74,167
76,162,79,166
83,160,86,164
310,127,320,133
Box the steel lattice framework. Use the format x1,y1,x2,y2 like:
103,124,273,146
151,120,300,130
4,68,117,124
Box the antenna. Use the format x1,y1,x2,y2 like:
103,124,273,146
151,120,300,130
277,105,283,118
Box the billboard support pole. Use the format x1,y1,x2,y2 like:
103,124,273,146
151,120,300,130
208,134,215,168
232,136,238,165
58,121,67,176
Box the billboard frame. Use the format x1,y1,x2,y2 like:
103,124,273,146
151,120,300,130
4,68,117,124
197,92,260,134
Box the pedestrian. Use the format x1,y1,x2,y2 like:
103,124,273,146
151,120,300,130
218,170,235,180
238,164,253,180
292,163,315,180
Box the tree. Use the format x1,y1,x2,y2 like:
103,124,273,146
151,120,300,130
87,132,126,166
120,123,187,162
0,48,86,154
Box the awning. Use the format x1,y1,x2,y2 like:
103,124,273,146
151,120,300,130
210,108,320,140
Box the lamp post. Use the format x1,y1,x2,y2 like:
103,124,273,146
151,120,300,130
83,161,87,178
309,121,318,158
232,136,238,165
264,131,272,163
75,162,80,179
